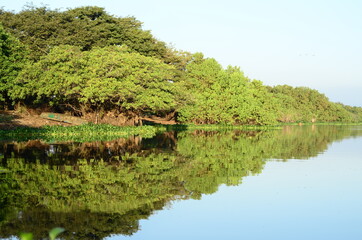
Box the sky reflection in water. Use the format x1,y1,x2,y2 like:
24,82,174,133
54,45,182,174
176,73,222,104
112,137,362,240
1,126,362,240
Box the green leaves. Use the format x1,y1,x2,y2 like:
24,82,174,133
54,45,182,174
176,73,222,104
19,228,64,240
269,85,358,123
0,24,28,105
19,232,33,240
12,45,177,116
0,124,160,142
49,227,65,240
0,6,168,61
177,54,278,125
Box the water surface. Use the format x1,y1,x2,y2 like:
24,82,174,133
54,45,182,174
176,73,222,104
1,125,361,239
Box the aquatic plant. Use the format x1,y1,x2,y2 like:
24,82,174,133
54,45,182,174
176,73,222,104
20,227,64,240
0,124,165,142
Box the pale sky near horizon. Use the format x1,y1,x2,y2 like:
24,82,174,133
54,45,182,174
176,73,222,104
2,0,362,106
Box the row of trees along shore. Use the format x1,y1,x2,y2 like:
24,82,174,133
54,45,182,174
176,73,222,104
1,5,362,125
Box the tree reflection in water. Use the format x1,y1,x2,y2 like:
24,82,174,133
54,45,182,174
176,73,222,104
0,125,361,239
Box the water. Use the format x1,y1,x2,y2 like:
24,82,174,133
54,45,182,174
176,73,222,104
1,125,362,240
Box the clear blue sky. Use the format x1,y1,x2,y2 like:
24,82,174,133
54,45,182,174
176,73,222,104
2,0,362,106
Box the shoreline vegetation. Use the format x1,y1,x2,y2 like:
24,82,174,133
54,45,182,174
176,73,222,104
1,118,361,143
1,5,362,128
0,123,163,142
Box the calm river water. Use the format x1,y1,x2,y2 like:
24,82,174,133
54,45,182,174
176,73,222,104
1,125,362,240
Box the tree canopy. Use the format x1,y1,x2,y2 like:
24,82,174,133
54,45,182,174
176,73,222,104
177,54,278,125
0,24,27,107
12,45,177,119
0,6,168,61
269,85,355,123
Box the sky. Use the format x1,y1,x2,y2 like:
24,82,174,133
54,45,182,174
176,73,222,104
1,0,362,106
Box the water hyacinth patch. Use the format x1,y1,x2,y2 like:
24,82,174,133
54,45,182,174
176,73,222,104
0,124,165,142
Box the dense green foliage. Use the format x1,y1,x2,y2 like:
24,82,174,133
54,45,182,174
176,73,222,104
20,227,64,240
0,24,27,107
1,126,361,239
0,124,162,142
269,85,356,123
12,45,177,117
0,6,168,61
1,5,362,124
177,54,278,124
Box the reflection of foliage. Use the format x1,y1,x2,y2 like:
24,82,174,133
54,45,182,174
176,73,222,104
2,206,157,240
176,130,267,196
1,126,362,239
1,139,136,162
267,125,359,160
20,227,64,240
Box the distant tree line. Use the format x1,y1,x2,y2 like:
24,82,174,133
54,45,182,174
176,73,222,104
1,5,361,125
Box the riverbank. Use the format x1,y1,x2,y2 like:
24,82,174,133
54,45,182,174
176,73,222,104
1,110,361,133
0,110,71,130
